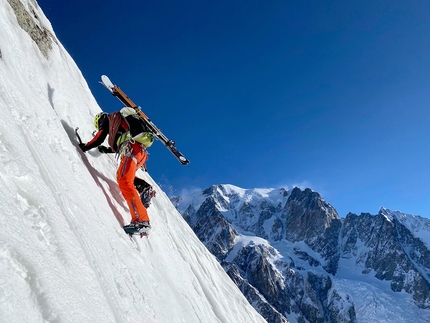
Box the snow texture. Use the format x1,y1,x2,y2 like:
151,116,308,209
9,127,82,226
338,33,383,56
0,1,266,322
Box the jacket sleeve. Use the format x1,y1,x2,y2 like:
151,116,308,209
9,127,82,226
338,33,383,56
84,127,109,151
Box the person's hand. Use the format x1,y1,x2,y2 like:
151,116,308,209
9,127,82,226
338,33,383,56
98,145,112,154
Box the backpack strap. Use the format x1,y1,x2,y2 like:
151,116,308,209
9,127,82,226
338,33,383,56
107,112,126,152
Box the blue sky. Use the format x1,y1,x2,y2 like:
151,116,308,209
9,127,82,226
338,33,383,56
38,0,430,217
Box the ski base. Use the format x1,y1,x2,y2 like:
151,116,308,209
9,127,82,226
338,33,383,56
100,75,190,166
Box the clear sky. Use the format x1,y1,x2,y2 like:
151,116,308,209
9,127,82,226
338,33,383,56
37,0,430,217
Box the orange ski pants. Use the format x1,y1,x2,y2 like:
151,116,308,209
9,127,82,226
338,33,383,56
116,143,149,223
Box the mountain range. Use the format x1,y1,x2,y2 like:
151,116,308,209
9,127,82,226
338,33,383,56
173,184,430,323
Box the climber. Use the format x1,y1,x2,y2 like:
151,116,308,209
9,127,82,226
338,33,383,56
79,108,154,233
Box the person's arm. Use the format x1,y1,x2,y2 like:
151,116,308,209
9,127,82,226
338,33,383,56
79,128,108,152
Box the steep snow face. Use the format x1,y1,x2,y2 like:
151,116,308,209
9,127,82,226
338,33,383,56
0,1,266,322
380,207,430,249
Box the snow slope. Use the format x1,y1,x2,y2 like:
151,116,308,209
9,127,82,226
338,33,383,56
380,207,430,249
0,0,266,322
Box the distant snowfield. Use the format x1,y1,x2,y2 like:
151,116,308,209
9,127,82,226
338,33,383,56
223,232,430,322
335,257,430,323
0,0,266,322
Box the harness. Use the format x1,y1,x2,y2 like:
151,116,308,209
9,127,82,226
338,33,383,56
114,108,152,170
117,138,148,165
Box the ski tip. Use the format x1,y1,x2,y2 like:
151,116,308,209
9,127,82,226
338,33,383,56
100,75,115,92
101,75,110,83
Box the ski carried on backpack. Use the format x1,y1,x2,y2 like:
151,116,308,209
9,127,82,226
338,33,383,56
100,75,190,166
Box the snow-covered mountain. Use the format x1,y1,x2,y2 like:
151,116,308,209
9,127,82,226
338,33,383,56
174,184,430,323
0,1,267,322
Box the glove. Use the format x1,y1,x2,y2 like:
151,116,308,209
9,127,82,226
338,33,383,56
98,145,112,154
79,143,88,152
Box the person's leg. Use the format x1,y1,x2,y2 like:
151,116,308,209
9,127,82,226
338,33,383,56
117,155,149,223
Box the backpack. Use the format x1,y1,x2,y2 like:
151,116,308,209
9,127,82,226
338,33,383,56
119,107,154,147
